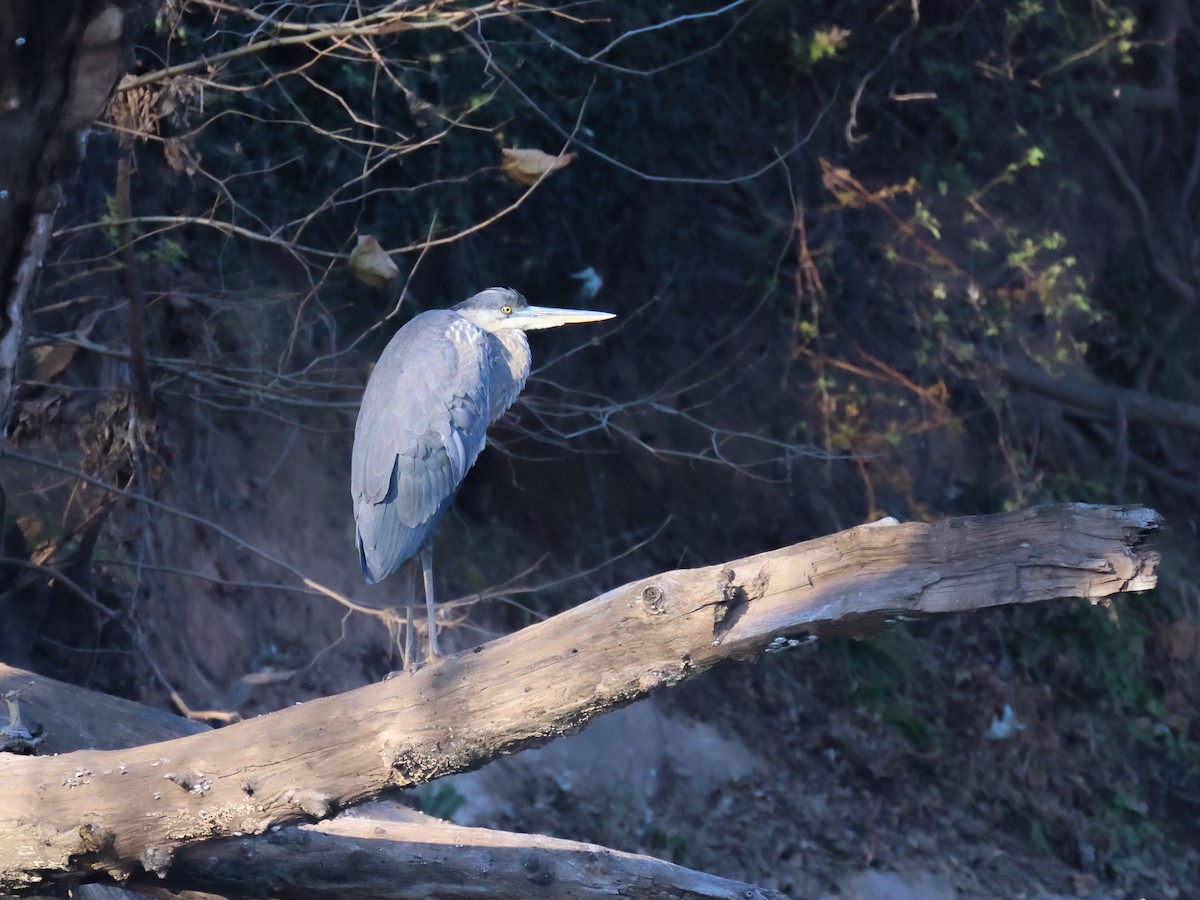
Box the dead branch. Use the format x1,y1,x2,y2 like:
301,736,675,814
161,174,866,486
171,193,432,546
116,2,512,92
1073,90,1199,392
0,503,1161,894
988,350,1200,434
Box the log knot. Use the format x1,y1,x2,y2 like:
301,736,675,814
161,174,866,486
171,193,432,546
711,568,769,643
637,584,667,614
165,768,213,797
284,789,338,820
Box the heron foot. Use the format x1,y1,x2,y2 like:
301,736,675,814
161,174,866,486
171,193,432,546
384,660,424,679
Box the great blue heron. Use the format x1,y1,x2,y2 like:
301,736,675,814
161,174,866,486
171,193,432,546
351,287,615,666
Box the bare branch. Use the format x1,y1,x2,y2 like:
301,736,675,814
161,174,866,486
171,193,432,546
117,2,511,92
845,0,920,145
464,31,827,186
587,0,756,62
988,350,1200,435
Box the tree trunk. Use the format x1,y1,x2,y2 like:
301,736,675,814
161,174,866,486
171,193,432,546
0,503,1160,895
0,0,156,431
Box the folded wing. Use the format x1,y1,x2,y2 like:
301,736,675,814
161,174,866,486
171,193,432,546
351,310,491,583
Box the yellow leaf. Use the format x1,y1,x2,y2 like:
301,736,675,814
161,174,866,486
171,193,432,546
500,147,576,186
348,235,398,287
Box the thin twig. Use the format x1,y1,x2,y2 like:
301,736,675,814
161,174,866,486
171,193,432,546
115,145,155,418
846,0,921,145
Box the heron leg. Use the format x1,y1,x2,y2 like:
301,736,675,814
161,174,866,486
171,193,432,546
419,542,441,661
404,602,416,672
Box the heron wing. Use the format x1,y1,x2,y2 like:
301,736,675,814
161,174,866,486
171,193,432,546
351,310,491,582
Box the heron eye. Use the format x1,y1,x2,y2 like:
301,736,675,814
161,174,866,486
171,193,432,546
502,305,513,315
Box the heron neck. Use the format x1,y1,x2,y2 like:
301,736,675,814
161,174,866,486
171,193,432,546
489,329,532,421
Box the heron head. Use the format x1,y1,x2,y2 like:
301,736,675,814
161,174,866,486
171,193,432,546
454,287,615,333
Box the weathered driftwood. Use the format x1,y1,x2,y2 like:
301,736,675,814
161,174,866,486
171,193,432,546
0,665,208,756
0,504,1161,894
167,813,781,900
0,669,784,900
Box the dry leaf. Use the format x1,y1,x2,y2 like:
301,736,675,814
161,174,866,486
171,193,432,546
28,310,101,384
348,235,398,287
164,137,201,176
501,147,576,186
28,345,77,386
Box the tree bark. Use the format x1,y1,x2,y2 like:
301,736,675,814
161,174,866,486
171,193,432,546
0,0,156,432
0,503,1162,894
0,667,785,900
168,813,782,900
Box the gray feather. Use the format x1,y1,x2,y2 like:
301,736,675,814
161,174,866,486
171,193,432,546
351,310,493,583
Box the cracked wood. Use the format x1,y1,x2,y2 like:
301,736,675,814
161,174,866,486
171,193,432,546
0,503,1161,891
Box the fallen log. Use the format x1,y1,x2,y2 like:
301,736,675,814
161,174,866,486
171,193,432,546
0,503,1161,894
0,668,783,900
168,812,780,900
